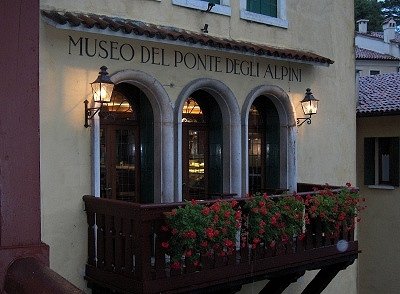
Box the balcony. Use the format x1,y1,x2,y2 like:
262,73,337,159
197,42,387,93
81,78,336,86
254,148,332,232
83,184,358,294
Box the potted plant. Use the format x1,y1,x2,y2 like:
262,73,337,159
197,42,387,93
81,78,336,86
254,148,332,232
162,199,241,269
244,193,304,248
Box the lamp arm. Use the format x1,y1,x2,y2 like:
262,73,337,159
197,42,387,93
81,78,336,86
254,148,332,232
296,115,312,127
84,99,101,128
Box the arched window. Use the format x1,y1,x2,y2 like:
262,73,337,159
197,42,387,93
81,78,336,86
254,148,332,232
100,83,154,203
248,96,280,194
181,90,223,200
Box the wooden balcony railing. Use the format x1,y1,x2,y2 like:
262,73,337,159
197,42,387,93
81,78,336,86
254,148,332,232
83,185,358,294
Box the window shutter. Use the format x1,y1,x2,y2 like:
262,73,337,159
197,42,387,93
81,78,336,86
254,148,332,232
364,138,375,185
247,0,261,14
261,0,277,17
389,137,399,186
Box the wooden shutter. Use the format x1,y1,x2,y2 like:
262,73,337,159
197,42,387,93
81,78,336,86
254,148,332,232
247,0,277,16
139,92,154,203
389,137,399,186
364,138,375,185
261,0,278,17
247,0,261,14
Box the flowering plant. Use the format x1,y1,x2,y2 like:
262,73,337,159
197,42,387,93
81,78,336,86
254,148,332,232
304,183,365,236
244,193,304,248
162,199,241,269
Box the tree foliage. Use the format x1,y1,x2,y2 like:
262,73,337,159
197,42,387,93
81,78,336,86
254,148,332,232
381,0,400,24
355,0,400,31
355,0,384,31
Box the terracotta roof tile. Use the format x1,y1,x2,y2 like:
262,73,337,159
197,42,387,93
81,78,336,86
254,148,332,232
355,46,400,60
356,31,400,44
41,10,334,66
357,73,400,116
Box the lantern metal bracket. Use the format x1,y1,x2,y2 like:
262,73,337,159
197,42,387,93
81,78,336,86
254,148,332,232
84,99,102,128
84,66,114,128
297,115,312,127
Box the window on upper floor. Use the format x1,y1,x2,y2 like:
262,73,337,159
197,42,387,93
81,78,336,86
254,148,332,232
370,70,380,75
240,0,288,28
172,0,231,16
364,137,399,187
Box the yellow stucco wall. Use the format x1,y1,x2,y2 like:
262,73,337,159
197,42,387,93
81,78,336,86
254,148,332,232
356,116,400,294
39,0,357,292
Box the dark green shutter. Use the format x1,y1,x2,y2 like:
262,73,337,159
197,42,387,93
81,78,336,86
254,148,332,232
208,100,223,194
364,138,375,185
247,0,261,14
265,100,280,189
139,93,154,203
389,137,399,186
247,0,277,17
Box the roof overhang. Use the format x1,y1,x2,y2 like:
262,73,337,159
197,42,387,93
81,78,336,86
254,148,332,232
41,10,334,67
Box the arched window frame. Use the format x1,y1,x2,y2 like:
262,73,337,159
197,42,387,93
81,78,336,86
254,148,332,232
90,70,174,203
175,79,241,201
242,85,297,195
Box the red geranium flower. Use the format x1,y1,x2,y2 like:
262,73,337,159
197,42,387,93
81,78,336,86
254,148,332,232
171,261,181,270
202,207,210,216
234,210,241,220
205,227,215,239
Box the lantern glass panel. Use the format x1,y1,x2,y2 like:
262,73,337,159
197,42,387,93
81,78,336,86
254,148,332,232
301,100,318,115
92,82,114,103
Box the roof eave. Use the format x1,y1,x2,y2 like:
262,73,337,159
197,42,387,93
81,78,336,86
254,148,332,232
41,11,334,67
357,110,400,117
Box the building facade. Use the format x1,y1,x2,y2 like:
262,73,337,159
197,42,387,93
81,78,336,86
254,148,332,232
355,18,400,76
28,0,359,292
357,73,400,294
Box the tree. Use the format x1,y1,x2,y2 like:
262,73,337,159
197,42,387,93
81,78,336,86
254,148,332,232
355,0,384,31
381,0,400,24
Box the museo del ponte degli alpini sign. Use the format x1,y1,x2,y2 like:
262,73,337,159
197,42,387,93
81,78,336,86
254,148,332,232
68,35,303,82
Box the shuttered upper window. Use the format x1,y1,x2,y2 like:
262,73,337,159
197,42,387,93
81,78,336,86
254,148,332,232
247,0,277,17
364,137,399,187
240,0,287,28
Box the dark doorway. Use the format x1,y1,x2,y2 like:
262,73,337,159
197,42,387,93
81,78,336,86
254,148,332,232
100,83,154,203
248,96,280,194
182,90,223,200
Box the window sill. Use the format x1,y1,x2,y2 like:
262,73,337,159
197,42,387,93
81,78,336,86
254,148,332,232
240,10,288,28
172,0,231,16
367,185,396,190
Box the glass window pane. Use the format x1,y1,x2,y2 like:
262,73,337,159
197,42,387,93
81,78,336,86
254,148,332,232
115,129,136,201
188,129,206,198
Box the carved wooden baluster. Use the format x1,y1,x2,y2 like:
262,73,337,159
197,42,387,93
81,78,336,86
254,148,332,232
136,219,153,282
96,213,105,269
348,219,355,241
104,215,115,271
305,224,313,250
264,240,275,258
154,221,167,279
86,209,96,266
239,230,249,263
114,216,123,273
296,234,305,254
227,248,236,266
276,240,286,256
123,218,133,275
201,251,213,270
315,219,322,248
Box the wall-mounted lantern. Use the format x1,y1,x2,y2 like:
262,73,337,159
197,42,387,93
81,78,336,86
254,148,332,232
297,88,319,127
84,66,114,128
